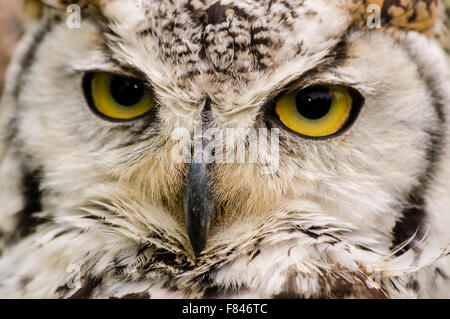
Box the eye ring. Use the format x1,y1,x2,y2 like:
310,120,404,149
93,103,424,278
82,72,156,122
272,84,364,140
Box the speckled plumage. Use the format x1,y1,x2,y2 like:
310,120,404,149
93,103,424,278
0,0,449,298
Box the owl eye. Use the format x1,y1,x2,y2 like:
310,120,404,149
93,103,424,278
83,72,155,121
274,85,363,138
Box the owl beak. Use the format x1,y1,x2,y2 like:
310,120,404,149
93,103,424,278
183,160,215,258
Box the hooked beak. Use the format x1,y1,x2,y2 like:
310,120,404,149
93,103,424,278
183,160,215,257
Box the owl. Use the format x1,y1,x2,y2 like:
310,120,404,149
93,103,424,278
0,0,449,299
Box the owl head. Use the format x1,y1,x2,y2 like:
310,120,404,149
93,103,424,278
0,0,449,298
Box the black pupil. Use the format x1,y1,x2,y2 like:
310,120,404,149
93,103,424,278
110,76,145,106
296,86,332,120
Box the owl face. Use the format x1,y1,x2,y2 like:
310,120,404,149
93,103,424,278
0,0,449,298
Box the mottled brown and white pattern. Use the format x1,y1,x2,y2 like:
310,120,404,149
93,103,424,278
359,0,439,32
0,0,448,298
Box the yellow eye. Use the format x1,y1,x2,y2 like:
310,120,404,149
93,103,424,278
275,85,361,138
84,72,155,120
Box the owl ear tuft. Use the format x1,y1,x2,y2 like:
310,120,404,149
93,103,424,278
359,0,440,33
